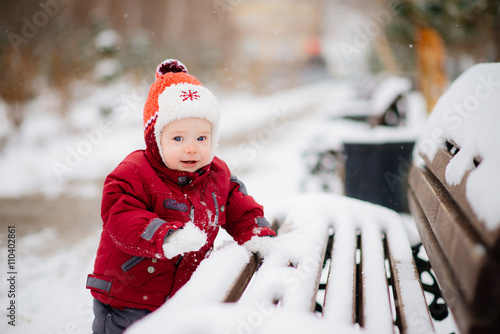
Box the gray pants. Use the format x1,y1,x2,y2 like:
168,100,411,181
92,298,151,334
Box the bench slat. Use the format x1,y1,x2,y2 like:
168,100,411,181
422,149,500,255
283,232,330,312
224,254,261,303
385,228,435,334
238,222,331,313
322,222,357,325
408,191,500,334
360,223,394,333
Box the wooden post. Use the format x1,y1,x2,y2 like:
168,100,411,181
415,27,448,113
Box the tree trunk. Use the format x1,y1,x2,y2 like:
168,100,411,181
415,27,448,113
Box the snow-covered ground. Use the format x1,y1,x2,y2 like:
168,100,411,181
0,72,464,333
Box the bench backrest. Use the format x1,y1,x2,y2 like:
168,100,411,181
408,62,500,334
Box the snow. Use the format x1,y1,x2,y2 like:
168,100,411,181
93,58,122,82
370,76,412,115
0,78,145,197
128,193,433,334
0,70,464,333
415,62,500,229
242,235,275,257
162,221,207,259
266,195,432,334
94,29,122,52
0,227,98,334
125,242,253,333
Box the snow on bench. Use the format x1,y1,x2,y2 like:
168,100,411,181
338,75,413,127
408,63,500,334
127,194,432,334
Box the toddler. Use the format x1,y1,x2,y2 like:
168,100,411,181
86,59,276,334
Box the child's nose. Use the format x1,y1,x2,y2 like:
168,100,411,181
185,141,197,153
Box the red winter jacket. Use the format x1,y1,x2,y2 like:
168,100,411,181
86,149,275,311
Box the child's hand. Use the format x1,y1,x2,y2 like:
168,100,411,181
243,235,275,258
162,221,207,259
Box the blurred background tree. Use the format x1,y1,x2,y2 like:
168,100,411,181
0,0,236,132
385,0,500,111
1,0,500,131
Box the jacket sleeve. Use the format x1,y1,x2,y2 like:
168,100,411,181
222,175,276,244
101,161,183,260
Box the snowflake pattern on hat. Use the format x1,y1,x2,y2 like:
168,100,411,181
180,90,200,101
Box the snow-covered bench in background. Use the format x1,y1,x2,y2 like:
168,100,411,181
408,63,500,334
127,194,433,334
341,74,413,127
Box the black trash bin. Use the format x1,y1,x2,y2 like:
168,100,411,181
343,141,415,213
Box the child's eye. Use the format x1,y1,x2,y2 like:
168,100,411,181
174,136,182,142
197,136,206,141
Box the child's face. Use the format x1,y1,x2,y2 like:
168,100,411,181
160,117,212,172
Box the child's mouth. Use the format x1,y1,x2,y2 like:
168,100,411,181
181,160,197,165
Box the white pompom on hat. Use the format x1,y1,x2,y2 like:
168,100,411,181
143,59,220,166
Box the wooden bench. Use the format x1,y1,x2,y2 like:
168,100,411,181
408,140,500,334
127,194,435,334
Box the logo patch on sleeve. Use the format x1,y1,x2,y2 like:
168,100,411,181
163,199,188,212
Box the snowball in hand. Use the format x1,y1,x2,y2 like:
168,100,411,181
163,222,207,259
243,235,275,258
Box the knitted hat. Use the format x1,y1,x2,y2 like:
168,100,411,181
143,59,220,165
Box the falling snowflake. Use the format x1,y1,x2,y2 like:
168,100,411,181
180,90,200,101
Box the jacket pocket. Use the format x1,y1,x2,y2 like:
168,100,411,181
121,256,146,272
120,256,176,287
